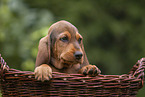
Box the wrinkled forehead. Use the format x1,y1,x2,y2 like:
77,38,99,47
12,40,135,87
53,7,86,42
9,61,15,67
49,21,79,38
49,21,81,45
54,21,77,33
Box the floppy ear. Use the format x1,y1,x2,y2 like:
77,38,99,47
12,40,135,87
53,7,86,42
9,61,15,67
81,42,89,67
35,35,51,67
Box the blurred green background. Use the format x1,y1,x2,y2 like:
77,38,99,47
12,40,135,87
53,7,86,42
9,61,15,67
0,0,145,96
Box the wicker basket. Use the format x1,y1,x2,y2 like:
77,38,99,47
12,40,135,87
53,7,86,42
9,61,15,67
0,54,144,97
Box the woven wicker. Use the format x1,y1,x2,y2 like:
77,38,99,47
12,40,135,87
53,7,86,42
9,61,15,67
0,54,144,97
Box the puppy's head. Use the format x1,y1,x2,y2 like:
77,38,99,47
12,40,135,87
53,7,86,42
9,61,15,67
50,21,85,69
36,20,89,69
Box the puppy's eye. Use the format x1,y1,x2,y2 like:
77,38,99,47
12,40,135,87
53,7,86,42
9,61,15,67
60,36,68,42
78,38,82,44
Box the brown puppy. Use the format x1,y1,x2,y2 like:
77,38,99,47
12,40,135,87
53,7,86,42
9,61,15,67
34,20,101,81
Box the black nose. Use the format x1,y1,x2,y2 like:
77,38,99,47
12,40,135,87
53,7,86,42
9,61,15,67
74,51,83,60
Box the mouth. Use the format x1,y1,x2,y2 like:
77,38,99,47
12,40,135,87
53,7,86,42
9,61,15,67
60,57,82,66
63,63,71,68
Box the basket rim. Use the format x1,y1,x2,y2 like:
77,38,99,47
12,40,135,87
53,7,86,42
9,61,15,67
0,54,145,96
0,54,145,88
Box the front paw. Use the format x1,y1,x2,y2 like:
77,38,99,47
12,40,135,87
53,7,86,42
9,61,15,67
79,65,101,76
34,64,52,82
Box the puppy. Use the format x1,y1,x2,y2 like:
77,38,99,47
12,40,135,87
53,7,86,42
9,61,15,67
34,20,101,81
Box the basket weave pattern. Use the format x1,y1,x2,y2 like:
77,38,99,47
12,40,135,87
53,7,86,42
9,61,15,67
0,54,145,97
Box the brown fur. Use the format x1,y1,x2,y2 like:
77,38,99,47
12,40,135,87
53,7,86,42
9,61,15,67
34,20,101,81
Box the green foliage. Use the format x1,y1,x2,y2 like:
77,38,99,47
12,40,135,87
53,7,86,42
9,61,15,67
0,0,53,70
0,0,145,96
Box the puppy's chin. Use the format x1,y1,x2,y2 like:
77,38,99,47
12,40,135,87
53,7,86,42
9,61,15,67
61,57,83,64
52,57,83,69
53,61,71,69
51,58,72,69
60,57,83,68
